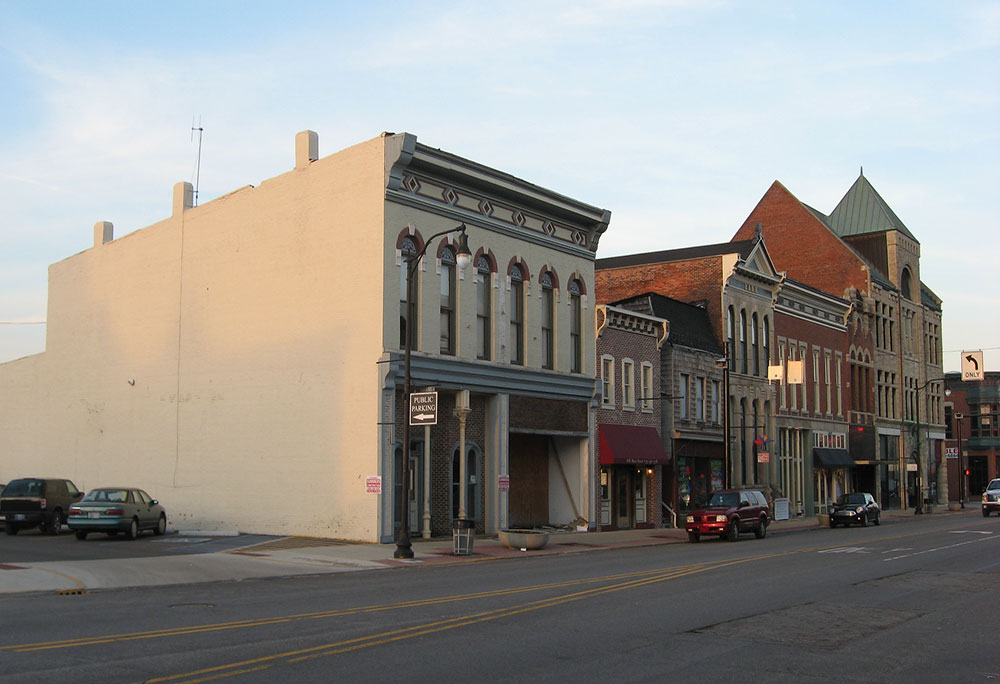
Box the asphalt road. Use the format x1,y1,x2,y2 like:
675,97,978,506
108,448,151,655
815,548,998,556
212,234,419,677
1,513,997,684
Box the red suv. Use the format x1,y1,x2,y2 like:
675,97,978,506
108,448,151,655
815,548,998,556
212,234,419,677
685,489,770,542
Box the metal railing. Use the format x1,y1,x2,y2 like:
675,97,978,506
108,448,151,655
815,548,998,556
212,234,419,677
662,501,677,529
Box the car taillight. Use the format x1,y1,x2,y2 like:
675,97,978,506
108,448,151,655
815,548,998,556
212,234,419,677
67,508,82,517
105,508,124,516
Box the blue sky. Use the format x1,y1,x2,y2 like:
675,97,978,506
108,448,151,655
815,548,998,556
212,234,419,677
1,0,998,371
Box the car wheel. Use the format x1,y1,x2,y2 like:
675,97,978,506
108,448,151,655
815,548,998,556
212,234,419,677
74,530,88,540
687,532,700,543
861,513,868,527
725,520,739,542
754,517,767,539
829,518,837,528
984,508,990,517
154,514,167,536
45,509,63,535
5,525,17,536
873,512,881,526
126,518,139,540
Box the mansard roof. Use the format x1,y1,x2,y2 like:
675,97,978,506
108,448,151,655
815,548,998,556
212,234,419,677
826,173,918,243
612,292,723,355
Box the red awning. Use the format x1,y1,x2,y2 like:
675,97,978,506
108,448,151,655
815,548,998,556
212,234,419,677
599,424,669,466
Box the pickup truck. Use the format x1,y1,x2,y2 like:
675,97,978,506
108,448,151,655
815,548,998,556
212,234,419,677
1,478,83,535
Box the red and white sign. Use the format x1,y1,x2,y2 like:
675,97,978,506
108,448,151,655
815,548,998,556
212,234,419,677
757,451,770,463
498,475,510,492
366,476,382,493
945,447,958,458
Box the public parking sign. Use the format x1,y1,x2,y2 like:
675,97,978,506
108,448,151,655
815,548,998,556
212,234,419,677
409,391,438,425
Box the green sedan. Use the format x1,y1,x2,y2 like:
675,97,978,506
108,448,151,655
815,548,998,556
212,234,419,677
67,488,167,540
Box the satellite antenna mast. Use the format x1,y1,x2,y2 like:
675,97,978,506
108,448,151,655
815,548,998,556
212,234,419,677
191,117,204,206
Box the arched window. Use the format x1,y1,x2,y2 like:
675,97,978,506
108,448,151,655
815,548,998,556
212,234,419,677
439,247,456,355
569,278,583,373
509,264,524,365
751,312,760,376
739,310,748,374
476,256,492,360
399,237,418,350
452,443,481,522
763,316,770,369
901,267,913,300
727,306,735,361
740,398,748,485
541,272,554,369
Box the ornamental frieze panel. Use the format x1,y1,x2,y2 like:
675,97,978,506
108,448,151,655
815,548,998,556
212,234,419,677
400,172,585,248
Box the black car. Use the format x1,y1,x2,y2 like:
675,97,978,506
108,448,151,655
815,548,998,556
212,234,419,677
1,478,84,535
829,492,880,528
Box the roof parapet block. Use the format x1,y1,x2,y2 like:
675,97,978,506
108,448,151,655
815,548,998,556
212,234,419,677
296,130,319,170
173,182,193,217
94,221,113,247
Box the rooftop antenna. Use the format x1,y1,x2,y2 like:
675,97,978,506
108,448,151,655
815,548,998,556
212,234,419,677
191,117,204,206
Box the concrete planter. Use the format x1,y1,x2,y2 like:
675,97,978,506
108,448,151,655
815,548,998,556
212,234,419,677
947,501,962,511
816,514,830,527
498,529,550,551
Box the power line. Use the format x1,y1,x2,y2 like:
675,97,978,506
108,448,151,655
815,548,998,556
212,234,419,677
0,321,45,325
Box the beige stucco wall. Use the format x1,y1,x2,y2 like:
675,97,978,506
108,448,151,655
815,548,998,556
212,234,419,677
0,134,391,540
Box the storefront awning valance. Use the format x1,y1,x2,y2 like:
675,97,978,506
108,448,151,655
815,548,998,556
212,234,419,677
813,448,853,469
599,424,669,466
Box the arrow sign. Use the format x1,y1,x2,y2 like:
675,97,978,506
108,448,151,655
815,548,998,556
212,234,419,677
962,350,984,382
409,391,438,426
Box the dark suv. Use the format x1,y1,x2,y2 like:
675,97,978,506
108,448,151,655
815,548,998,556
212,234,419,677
685,489,770,542
1,478,83,535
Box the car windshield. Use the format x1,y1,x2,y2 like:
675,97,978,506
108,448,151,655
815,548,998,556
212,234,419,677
2,479,42,497
708,492,739,508
82,489,129,503
988,480,1000,492
837,493,866,505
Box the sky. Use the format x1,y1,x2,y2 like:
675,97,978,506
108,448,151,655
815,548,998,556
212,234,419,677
1,0,998,372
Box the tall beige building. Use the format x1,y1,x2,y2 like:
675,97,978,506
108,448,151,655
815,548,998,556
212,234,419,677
0,131,610,542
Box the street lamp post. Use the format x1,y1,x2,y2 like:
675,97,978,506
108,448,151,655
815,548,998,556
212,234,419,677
955,412,965,508
395,224,471,560
716,343,731,490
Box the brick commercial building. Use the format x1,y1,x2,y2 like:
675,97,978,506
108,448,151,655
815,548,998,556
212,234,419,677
944,371,1000,503
771,278,851,516
594,305,669,529
733,174,944,511
596,236,782,496
609,292,726,522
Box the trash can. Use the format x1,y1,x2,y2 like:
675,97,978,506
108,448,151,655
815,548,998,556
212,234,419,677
452,518,475,556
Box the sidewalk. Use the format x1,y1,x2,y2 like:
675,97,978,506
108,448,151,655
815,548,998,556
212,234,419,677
0,507,973,596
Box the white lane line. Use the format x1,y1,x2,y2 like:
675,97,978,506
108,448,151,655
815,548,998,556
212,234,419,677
883,534,998,561
948,530,993,535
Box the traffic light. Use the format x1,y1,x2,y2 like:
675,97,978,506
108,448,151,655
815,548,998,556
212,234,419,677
964,468,971,477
